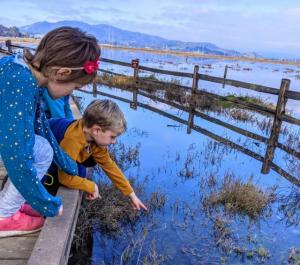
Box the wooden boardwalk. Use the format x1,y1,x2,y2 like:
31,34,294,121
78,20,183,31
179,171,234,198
0,98,82,265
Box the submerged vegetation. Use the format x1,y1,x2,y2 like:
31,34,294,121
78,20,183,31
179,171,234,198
202,174,276,219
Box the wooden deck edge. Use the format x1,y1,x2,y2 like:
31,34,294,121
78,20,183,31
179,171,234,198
28,96,83,265
27,188,82,265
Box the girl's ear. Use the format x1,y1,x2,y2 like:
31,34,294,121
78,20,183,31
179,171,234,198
54,67,72,80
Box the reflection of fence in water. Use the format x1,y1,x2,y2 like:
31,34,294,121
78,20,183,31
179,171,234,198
76,86,300,186
92,57,300,178
2,41,300,185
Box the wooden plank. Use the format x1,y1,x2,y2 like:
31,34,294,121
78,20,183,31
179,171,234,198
0,260,27,265
92,82,97,98
139,65,193,78
99,69,127,77
101,57,132,68
0,236,37,259
222,65,228,88
27,188,82,265
199,73,300,100
131,60,139,110
28,96,83,265
187,65,199,134
261,79,290,173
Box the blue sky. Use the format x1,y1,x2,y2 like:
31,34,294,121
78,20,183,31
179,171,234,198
0,0,299,57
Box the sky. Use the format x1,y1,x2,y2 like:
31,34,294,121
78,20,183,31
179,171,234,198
0,0,299,58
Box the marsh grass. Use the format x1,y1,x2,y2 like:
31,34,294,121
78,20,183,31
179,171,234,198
96,72,276,117
288,247,300,265
203,174,276,219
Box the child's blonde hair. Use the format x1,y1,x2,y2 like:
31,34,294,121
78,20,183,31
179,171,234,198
24,26,100,85
83,99,127,132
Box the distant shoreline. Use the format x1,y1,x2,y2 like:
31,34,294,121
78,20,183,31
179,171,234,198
0,37,299,67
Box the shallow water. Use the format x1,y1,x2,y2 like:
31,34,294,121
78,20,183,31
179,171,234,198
73,74,300,264
70,49,300,264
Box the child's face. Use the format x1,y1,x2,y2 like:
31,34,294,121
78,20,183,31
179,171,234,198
92,128,121,147
47,80,82,99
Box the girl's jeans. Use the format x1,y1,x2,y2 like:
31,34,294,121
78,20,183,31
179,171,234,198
0,134,53,217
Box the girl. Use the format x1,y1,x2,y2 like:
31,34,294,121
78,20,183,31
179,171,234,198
0,26,100,237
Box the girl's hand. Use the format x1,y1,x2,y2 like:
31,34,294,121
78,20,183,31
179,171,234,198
86,183,101,201
129,192,148,211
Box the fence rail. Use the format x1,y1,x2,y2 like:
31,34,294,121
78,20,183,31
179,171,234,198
76,87,300,186
2,40,300,175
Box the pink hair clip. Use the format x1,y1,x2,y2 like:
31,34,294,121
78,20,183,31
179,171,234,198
51,57,100,74
83,58,99,75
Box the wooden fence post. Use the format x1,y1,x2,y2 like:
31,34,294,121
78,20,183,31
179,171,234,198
5,40,12,53
130,59,139,110
261,78,290,174
222,65,228,88
187,65,199,134
92,82,97,97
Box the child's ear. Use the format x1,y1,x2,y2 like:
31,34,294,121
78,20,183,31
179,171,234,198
91,124,102,135
54,68,72,80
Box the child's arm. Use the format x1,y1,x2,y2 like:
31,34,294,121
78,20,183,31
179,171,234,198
93,147,147,210
0,60,61,217
57,168,96,193
57,136,96,194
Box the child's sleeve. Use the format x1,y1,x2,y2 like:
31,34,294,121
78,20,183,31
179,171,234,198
36,93,78,176
57,169,95,193
93,147,134,196
0,62,61,217
57,137,95,193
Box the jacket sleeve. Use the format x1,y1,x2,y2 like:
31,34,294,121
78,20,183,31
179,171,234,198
57,137,95,193
0,60,61,217
92,147,133,196
36,92,78,176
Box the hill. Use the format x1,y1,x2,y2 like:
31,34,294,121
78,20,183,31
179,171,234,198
0,25,25,37
20,20,244,57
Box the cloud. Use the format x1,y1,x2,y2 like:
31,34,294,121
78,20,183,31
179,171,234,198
0,0,299,55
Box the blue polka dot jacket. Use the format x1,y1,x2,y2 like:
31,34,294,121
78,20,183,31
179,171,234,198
0,55,78,217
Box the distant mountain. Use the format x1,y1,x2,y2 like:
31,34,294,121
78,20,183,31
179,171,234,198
20,20,244,57
0,25,25,37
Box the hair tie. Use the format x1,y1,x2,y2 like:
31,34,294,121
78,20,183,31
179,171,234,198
83,57,99,75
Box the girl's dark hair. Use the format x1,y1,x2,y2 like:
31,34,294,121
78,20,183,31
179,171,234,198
24,26,100,84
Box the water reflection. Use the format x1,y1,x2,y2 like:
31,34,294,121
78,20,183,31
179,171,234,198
70,84,300,265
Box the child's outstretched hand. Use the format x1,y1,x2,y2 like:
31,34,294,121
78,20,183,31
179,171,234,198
86,183,101,201
129,192,148,211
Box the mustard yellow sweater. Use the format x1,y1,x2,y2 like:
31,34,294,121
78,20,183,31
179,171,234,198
58,119,133,195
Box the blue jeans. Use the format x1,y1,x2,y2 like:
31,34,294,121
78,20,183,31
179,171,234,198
0,135,53,217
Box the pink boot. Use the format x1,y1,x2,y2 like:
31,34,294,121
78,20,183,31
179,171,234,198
0,210,45,238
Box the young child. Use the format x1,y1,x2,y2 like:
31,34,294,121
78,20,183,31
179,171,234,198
47,99,147,211
0,26,100,237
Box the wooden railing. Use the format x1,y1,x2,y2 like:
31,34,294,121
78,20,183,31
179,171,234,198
76,86,300,186
2,40,300,177
94,56,300,175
